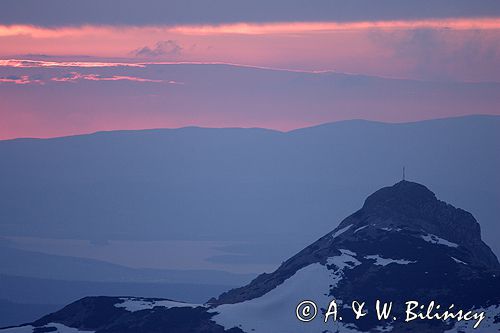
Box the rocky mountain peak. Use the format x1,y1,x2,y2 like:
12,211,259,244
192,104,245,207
362,180,437,213
338,181,499,269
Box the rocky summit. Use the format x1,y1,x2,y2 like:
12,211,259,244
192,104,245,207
1,181,499,333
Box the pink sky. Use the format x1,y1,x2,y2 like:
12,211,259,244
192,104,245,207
1,18,500,139
1,18,500,81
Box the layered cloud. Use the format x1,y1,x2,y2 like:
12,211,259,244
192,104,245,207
50,72,170,83
0,59,145,68
0,67,183,85
0,74,43,84
1,18,500,82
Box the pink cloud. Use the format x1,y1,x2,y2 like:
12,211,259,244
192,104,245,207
169,18,500,35
0,75,43,85
0,59,144,68
1,18,499,38
50,72,166,83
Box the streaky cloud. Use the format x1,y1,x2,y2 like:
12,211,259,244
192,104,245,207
0,59,145,68
169,18,500,35
50,72,167,83
1,19,500,39
0,74,43,84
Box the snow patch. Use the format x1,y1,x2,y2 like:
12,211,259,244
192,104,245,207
211,261,361,333
115,297,201,312
327,249,361,270
444,305,500,332
374,324,394,332
380,226,401,232
365,255,416,266
331,224,352,238
0,327,35,333
421,234,458,248
0,323,94,333
353,225,368,233
451,257,468,265
326,249,362,288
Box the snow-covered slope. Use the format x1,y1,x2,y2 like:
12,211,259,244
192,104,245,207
211,251,365,333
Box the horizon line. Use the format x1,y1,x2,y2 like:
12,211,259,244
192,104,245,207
2,114,498,142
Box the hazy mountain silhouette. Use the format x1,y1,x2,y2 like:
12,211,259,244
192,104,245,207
1,115,499,261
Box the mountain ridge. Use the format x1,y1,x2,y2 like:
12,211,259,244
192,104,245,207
2,114,499,142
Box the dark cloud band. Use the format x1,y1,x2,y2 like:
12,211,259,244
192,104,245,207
2,0,500,27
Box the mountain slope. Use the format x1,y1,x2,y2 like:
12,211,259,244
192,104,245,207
2,181,498,332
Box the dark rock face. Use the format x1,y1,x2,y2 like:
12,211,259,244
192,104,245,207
358,181,499,269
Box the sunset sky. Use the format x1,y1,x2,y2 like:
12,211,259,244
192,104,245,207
1,0,500,139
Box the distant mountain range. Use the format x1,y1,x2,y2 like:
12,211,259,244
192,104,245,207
2,181,498,332
1,115,499,256
0,247,251,326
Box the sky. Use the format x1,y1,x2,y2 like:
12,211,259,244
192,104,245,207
1,0,500,139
